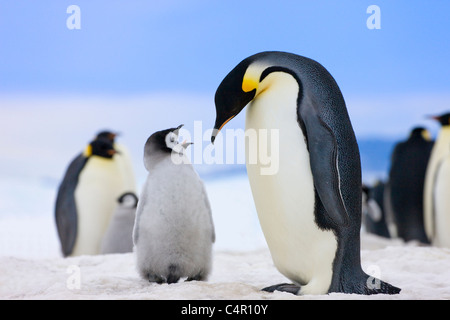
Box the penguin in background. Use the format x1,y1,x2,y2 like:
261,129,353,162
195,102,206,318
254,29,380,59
388,127,433,244
55,133,135,257
100,192,138,254
424,113,450,246
134,125,215,284
211,51,400,295
362,181,391,238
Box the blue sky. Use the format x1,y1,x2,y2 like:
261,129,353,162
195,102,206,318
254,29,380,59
1,0,449,97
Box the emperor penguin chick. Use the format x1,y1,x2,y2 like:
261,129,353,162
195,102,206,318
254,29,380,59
100,192,138,254
133,125,215,284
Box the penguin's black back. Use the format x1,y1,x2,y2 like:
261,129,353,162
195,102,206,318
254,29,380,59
55,153,88,256
389,130,433,243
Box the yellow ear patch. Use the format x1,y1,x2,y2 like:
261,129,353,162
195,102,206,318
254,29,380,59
422,130,432,142
242,76,259,93
83,144,93,157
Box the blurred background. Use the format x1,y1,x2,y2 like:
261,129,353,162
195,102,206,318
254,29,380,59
1,0,449,257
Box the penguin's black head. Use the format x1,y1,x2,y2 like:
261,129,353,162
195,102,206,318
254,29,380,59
212,57,258,143
212,52,300,144
84,139,117,159
430,112,450,127
145,124,188,154
144,125,193,170
117,192,138,209
410,127,431,141
96,130,118,143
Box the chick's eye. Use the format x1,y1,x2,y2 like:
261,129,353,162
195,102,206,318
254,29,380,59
170,136,175,143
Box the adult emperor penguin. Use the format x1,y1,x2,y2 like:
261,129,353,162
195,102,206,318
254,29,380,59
388,127,433,243
134,125,215,284
100,192,138,254
55,137,134,257
424,113,450,246
211,51,400,295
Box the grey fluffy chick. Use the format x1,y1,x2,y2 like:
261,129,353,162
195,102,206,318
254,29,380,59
133,125,215,284
100,192,138,254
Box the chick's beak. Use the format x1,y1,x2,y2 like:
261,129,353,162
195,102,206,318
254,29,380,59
181,139,193,149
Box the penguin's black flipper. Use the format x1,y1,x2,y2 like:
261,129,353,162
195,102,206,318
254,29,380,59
299,96,350,228
55,154,87,257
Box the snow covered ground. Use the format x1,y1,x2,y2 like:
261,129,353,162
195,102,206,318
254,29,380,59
2,95,450,300
1,173,450,300
2,226,450,300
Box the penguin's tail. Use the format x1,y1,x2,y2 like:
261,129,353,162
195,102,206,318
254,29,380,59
363,276,401,295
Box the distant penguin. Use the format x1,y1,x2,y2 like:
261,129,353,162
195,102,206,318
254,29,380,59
55,136,134,257
424,113,450,246
388,127,433,243
211,51,400,295
100,192,138,254
134,125,215,284
362,182,391,238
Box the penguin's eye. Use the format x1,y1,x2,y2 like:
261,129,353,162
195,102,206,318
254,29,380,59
170,136,176,143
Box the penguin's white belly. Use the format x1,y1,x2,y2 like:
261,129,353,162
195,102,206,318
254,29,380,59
424,128,450,241
245,73,337,294
433,156,450,247
73,157,125,256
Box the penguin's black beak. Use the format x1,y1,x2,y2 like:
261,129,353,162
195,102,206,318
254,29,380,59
107,149,120,156
211,85,256,144
212,116,235,144
111,131,120,139
426,115,440,121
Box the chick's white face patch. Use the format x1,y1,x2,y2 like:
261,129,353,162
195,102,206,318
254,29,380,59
165,132,179,150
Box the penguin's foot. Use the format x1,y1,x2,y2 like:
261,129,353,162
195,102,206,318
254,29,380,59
167,264,180,284
262,283,300,295
186,273,206,282
148,274,164,284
